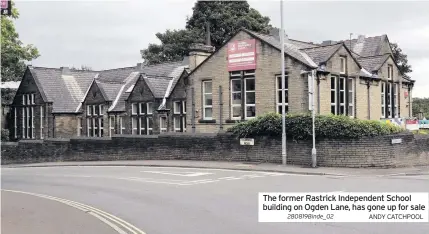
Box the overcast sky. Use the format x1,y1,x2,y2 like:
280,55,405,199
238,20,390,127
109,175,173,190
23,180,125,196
14,0,429,98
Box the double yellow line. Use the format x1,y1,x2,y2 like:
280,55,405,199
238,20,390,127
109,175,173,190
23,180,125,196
2,189,146,234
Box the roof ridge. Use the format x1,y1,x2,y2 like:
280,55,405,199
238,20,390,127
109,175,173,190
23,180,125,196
300,42,343,50
142,60,183,67
358,54,391,59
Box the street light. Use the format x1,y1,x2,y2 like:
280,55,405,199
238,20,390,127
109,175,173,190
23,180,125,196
280,0,287,166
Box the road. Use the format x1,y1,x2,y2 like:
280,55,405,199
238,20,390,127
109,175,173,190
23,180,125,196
1,166,428,234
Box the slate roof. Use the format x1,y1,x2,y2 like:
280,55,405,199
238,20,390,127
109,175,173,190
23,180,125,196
144,76,173,99
357,54,391,73
288,39,319,49
343,35,387,57
243,29,318,68
30,67,97,113
301,43,343,65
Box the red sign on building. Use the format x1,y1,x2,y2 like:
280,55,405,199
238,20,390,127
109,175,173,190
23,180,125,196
1,0,11,16
227,39,256,71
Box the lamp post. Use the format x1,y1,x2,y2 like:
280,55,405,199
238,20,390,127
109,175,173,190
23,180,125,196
280,0,287,166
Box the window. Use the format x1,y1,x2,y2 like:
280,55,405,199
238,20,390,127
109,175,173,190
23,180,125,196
119,117,125,134
27,94,31,106
338,77,346,115
86,104,104,137
14,108,17,139
244,78,256,119
139,103,146,115
394,83,398,118
132,103,138,115
231,79,241,119
331,76,337,114
132,117,138,135
20,95,35,139
160,116,167,133
22,94,25,105
109,116,115,137
22,107,25,138
173,101,181,114
381,83,386,118
348,78,354,117
139,117,145,135
276,76,288,114
174,117,181,132
387,83,392,118
77,117,82,137
147,117,153,135
147,102,153,115
203,81,212,119
182,101,186,114
40,106,44,139
340,57,346,74
388,65,393,80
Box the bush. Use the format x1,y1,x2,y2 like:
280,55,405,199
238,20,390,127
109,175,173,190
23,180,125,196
1,128,10,141
228,113,404,140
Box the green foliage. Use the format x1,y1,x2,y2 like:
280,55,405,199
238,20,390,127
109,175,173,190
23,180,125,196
1,128,10,142
141,1,272,65
1,88,17,105
412,98,429,119
228,113,404,140
390,42,412,79
1,1,40,82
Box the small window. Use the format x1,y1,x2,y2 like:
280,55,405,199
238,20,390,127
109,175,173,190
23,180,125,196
22,95,26,105
147,117,153,135
147,102,153,115
87,105,91,116
99,105,104,116
340,57,346,74
173,101,181,114
119,117,125,134
231,79,241,119
182,101,186,114
40,106,44,139
388,65,393,79
139,117,145,135
276,76,289,114
31,94,35,104
132,103,138,115
27,94,31,106
109,116,115,137
347,78,354,117
139,103,146,115
14,108,17,139
77,117,82,137
132,117,138,135
244,78,256,119
203,81,213,119
174,117,181,132
93,105,98,116
87,119,92,137
160,116,167,133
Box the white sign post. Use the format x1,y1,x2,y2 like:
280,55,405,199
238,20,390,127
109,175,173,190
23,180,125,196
240,138,254,162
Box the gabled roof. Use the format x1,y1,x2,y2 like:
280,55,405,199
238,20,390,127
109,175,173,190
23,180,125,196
301,43,343,65
357,54,391,73
343,35,388,57
30,67,97,113
143,76,173,99
242,29,317,68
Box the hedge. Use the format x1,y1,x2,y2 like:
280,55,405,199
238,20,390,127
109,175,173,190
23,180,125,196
227,113,404,140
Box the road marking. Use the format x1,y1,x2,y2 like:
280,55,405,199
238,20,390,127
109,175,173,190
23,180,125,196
1,189,146,234
141,171,213,177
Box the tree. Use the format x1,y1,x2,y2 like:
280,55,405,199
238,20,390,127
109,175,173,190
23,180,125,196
413,98,429,119
390,43,412,79
71,65,93,71
1,1,39,82
141,0,272,65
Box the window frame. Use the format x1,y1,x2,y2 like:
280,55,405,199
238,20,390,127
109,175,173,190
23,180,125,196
159,116,167,133
173,101,181,114
347,78,354,117
14,108,17,139
87,118,92,137
388,65,393,79
147,102,153,115
330,76,337,115
244,77,256,119
109,116,115,137
119,117,125,134
381,82,386,118
173,116,181,132
230,78,242,120
202,80,213,120
339,77,346,115
132,103,138,115
340,56,346,74
132,117,138,135
276,75,289,114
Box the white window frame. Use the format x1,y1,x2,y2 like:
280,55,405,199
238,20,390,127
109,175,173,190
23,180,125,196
381,82,386,118
109,116,115,137
120,117,125,134
31,107,35,139
87,105,91,116
244,77,256,119
22,107,25,138
92,105,97,116
182,116,186,132
340,57,346,74
202,81,213,120
27,94,31,106
182,101,186,114
77,117,81,137
160,116,167,133
388,65,393,79
40,106,44,139
339,77,346,115
147,102,153,115
348,78,354,117
173,101,181,114
22,94,25,105
99,105,104,116
331,76,337,115
92,118,97,137
14,108,17,139
146,116,153,135
31,94,35,104
99,118,103,137
132,103,138,115
139,116,145,135
132,117,137,135
276,75,288,114
173,116,181,132
26,107,30,139
230,78,241,120
387,83,392,118
87,118,91,137
394,83,398,118
139,103,145,115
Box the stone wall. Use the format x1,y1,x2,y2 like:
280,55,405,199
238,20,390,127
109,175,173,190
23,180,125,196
1,133,428,168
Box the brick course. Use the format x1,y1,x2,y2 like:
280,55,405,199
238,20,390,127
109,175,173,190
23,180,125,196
2,133,428,168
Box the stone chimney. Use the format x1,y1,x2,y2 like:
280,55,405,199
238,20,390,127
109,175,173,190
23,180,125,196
188,43,215,71
60,66,71,75
321,40,336,46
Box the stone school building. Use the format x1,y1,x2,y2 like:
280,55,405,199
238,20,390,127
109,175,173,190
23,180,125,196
10,28,415,139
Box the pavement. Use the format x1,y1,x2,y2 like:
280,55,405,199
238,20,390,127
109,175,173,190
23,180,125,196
1,164,429,234
3,160,429,176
